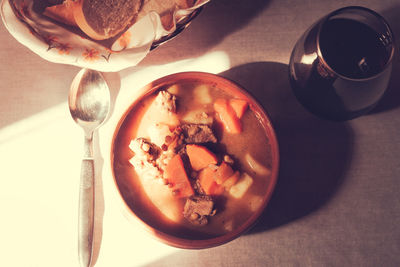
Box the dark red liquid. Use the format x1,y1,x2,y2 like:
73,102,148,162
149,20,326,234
319,18,389,79
289,17,393,121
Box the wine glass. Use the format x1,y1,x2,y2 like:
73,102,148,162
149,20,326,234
289,6,395,121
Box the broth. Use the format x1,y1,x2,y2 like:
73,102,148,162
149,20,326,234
112,79,274,239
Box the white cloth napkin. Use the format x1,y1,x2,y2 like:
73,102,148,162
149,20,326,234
0,0,209,72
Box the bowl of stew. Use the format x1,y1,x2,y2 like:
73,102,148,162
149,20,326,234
111,72,279,249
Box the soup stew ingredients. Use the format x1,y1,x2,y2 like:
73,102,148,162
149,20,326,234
114,79,274,238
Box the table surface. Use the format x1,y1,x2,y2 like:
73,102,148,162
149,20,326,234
1,0,400,266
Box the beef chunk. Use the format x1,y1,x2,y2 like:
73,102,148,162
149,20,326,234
180,124,217,144
183,195,216,225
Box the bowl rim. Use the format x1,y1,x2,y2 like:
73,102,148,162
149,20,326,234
110,71,280,249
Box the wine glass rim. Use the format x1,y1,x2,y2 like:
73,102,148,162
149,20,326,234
316,6,396,81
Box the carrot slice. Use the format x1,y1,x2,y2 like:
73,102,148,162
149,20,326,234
198,166,217,194
198,162,237,195
214,98,242,134
198,166,224,195
229,99,248,119
186,144,218,171
212,184,225,195
222,171,240,190
213,162,234,185
164,154,194,198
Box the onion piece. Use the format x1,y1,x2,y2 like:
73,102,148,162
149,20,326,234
229,173,253,199
245,153,271,176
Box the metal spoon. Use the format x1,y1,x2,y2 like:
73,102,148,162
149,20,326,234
68,68,110,267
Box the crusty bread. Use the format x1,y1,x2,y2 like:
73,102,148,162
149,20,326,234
72,0,142,40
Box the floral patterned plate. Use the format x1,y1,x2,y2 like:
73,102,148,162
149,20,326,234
1,0,208,72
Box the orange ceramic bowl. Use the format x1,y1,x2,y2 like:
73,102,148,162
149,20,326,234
111,72,279,249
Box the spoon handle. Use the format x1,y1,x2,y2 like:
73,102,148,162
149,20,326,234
78,136,94,267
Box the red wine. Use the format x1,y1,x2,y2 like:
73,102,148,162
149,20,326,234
319,18,390,79
289,15,393,121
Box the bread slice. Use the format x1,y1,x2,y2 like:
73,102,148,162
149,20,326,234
73,0,142,40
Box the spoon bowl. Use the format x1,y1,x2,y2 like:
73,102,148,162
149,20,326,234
68,68,110,267
69,69,110,135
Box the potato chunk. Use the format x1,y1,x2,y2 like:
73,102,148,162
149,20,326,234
193,84,212,104
229,172,253,199
182,110,213,125
148,123,173,148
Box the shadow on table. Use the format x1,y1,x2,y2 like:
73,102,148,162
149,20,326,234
140,0,271,65
187,0,272,49
371,4,400,114
219,62,354,232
